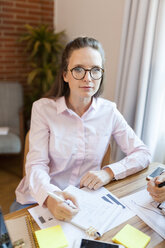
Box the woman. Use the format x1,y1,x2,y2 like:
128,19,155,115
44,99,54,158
147,172,165,203
14,37,151,221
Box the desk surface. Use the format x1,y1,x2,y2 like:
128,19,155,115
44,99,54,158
5,162,165,248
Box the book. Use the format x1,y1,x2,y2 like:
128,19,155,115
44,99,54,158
112,224,151,248
34,225,68,248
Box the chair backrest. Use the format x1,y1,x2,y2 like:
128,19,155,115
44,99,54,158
23,131,29,177
23,131,111,176
0,82,23,135
101,145,111,168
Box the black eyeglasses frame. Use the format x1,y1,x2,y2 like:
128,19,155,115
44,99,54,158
69,66,104,80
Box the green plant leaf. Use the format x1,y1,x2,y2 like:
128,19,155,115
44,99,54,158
27,68,42,84
19,24,65,121
44,41,51,53
31,40,41,58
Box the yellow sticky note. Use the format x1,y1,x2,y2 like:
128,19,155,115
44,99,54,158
112,224,151,248
35,225,68,248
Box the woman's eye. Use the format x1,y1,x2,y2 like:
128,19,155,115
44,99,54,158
92,67,101,74
74,67,83,73
92,67,101,72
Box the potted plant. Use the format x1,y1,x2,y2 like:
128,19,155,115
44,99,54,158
19,24,65,127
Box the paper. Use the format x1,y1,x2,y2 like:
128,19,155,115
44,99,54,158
81,186,135,230
64,185,122,235
112,224,151,248
0,127,9,135
35,225,68,248
28,186,135,248
121,188,165,239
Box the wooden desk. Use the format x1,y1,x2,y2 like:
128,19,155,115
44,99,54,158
5,162,165,248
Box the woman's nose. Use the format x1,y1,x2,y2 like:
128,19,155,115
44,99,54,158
83,71,92,81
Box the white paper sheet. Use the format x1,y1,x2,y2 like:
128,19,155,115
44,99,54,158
28,186,135,248
64,185,123,236
121,188,165,239
66,186,135,231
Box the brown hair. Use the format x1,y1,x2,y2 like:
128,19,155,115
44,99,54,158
46,37,105,98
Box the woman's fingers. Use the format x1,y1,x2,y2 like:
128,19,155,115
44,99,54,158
63,191,79,209
80,169,112,190
46,191,79,221
147,177,165,203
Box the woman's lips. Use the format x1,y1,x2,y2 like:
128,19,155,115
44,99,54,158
80,86,93,88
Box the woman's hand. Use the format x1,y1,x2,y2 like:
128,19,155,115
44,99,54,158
80,168,114,190
147,172,165,203
45,191,79,221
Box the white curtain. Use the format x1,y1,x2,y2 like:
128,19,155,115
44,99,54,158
113,0,165,163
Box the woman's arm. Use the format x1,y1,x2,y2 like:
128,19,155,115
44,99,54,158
26,100,79,219
105,107,151,180
80,105,151,190
25,101,59,206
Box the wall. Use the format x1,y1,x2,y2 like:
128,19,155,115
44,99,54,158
0,0,54,92
54,0,125,101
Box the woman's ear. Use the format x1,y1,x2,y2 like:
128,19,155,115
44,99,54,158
63,71,68,83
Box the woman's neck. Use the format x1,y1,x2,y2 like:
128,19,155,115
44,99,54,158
66,96,92,117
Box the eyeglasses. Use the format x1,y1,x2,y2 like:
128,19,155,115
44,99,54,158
70,66,104,80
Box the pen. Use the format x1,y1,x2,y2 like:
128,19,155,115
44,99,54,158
69,220,101,238
48,192,101,238
158,181,165,188
48,192,77,209
157,181,165,211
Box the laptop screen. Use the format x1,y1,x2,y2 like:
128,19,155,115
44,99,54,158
0,207,13,248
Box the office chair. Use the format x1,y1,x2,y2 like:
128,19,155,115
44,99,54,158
0,82,24,155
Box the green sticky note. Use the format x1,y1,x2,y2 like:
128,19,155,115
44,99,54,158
35,225,68,248
112,224,151,248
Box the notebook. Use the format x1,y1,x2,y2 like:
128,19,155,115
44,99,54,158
34,225,68,248
5,215,36,248
112,224,151,248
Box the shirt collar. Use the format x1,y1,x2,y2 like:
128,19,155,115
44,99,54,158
56,96,68,114
91,97,97,111
56,96,97,115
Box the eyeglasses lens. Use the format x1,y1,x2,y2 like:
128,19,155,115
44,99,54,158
71,67,103,80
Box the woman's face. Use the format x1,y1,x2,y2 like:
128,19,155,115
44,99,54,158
63,47,103,100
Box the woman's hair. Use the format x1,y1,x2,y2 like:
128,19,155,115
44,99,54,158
46,37,105,98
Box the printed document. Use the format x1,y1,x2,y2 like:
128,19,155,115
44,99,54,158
121,188,165,239
29,185,135,248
